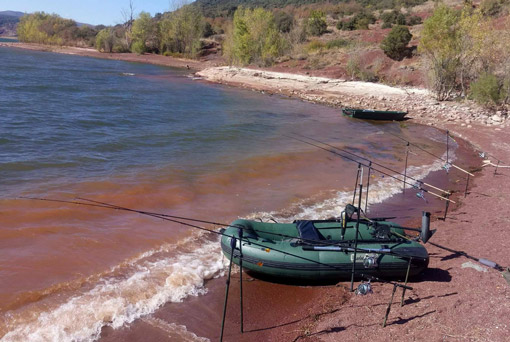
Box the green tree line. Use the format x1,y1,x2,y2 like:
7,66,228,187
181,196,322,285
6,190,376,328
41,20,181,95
17,12,98,46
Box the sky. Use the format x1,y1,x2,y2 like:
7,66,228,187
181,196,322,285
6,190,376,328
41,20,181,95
0,0,185,26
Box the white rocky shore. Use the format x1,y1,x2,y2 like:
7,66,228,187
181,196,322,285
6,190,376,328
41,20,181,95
197,66,508,129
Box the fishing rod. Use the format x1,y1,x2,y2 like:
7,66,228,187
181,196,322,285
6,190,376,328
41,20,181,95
385,130,474,177
291,133,451,195
21,197,425,270
285,136,455,203
77,197,415,250
20,196,427,261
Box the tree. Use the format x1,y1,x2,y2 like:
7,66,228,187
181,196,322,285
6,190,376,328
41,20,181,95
380,25,412,60
131,12,158,53
95,28,115,52
274,11,294,33
419,5,462,100
159,4,205,57
307,10,327,36
223,7,287,66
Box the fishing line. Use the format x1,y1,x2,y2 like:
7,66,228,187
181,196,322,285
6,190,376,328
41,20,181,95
20,196,424,261
291,133,451,195
284,135,454,203
385,130,474,176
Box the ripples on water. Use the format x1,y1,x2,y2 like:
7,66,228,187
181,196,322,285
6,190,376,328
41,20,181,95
0,46,455,341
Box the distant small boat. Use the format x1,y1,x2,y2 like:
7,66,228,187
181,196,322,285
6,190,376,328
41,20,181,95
342,108,407,121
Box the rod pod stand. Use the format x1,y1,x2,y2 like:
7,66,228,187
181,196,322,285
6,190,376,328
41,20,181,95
350,183,363,292
464,174,470,198
220,237,237,342
352,164,362,205
446,130,449,165
239,229,244,334
403,142,410,194
443,194,450,220
365,162,372,213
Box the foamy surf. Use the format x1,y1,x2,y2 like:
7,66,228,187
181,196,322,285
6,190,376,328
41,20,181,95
2,235,226,342
249,151,454,222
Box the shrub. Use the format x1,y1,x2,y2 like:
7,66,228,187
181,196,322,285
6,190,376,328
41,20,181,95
469,73,502,105
480,0,504,17
325,38,349,49
306,40,326,52
381,10,407,27
274,11,294,33
337,11,376,31
380,25,412,60
407,15,422,26
307,10,327,36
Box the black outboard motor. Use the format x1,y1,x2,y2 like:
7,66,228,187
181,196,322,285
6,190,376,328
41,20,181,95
420,211,435,243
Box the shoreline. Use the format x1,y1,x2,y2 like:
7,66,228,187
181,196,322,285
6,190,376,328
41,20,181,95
3,42,510,341
0,42,218,70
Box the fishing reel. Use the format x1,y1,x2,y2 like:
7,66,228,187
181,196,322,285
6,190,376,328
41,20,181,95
363,254,379,269
442,163,452,173
416,190,427,202
356,281,373,295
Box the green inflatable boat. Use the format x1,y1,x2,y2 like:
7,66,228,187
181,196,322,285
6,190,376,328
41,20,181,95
220,206,432,283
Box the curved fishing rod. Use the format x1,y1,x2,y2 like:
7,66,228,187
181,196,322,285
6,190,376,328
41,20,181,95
284,135,455,203
20,196,426,261
385,130,474,177
291,133,450,195
78,197,422,252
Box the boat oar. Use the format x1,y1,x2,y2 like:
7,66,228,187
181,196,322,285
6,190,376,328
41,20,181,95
301,245,427,260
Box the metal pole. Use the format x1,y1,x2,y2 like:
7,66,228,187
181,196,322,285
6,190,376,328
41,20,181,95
383,284,398,327
365,162,372,213
494,160,500,175
446,130,449,165
464,174,470,198
403,142,409,194
443,194,450,220
352,164,361,205
400,258,412,307
220,237,236,342
238,230,244,334
350,183,363,292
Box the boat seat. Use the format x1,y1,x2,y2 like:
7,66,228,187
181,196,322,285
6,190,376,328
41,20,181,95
295,220,325,242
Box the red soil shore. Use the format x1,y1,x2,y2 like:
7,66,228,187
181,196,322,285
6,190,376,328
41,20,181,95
4,42,510,341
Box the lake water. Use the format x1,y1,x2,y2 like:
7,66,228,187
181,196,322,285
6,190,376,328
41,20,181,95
0,46,470,341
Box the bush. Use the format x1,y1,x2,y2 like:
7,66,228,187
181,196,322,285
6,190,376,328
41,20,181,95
274,11,294,33
380,25,412,60
325,38,349,49
480,0,504,17
407,15,422,26
469,73,502,105
346,54,377,81
381,10,407,27
307,10,327,36
131,40,146,54
306,40,326,52
337,11,376,31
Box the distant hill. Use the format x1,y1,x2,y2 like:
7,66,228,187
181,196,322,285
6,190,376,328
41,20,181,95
0,11,24,36
0,10,25,18
195,0,326,17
